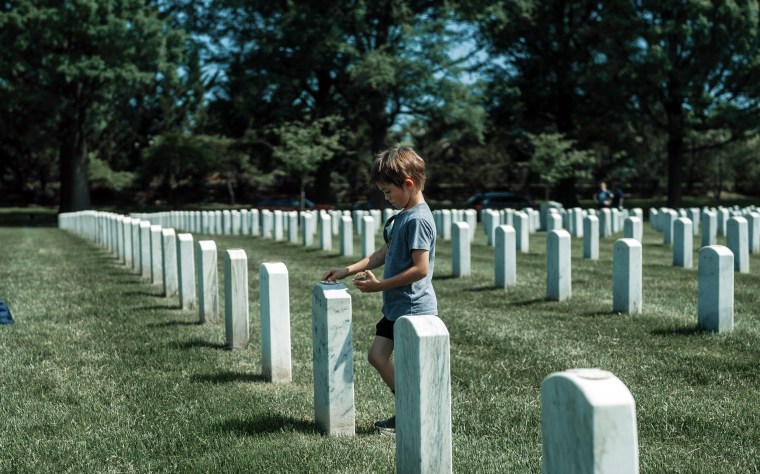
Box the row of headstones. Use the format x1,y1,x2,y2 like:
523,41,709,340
649,205,760,274
59,210,642,473
131,208,403,259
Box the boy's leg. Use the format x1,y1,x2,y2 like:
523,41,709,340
368,335,395,392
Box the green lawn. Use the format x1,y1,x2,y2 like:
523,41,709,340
1,213,759,473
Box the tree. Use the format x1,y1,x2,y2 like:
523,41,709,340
0,1,187,211
524,133,595,200
609,0,760,206
183,0,483,204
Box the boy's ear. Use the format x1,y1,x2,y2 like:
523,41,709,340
403,178,415,189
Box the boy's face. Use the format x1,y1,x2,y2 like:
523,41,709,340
377,180,414,210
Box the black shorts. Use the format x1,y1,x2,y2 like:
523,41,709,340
375,316,395,341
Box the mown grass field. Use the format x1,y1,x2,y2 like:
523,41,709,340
1,208,759,473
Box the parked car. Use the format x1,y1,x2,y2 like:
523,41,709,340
466,192,534,211
255,196,333,211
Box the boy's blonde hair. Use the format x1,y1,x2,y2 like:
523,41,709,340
370,145,426,191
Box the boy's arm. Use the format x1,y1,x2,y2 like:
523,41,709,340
354,249,429,293
321,244,388,281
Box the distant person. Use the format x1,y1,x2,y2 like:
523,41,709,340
611,182,624,209
595,181,612,209
322,145,438,436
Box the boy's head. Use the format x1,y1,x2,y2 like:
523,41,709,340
370,145,426,192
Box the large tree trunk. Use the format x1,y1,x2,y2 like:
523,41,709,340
665,87,685,208
58,104,91,213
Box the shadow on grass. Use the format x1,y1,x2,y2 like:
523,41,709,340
512,297,547,306
135,304,181,312
432,274,460,281
147,319,199,328
651,324,704,336
180,338,227,350
124,290,164,298
192,370,267,384
216,413,319,436
465,285,500,292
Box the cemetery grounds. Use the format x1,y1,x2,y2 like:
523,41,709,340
0,208,758,473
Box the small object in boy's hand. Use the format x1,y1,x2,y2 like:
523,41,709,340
320,280,340,285
353,272,368,281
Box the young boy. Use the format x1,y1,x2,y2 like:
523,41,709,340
321,145,438,435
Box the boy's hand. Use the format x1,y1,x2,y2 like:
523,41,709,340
322,267,349,282
353,270,381,293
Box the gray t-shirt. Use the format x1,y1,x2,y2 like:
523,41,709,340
382,202,438,320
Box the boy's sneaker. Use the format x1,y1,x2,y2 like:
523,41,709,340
374,415,396,435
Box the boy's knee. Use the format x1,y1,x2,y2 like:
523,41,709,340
368,351,387,368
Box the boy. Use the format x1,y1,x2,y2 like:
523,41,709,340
321,145,438,435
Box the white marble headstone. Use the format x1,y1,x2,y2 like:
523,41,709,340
312,283,354,436
698,245,734,333
395,315,452,474
197,240,219,324
583,215,599,260
452,222,471,277
176,233,196,310
673,218,693,269
161,228,178,298
224,249,249,349
495,225,516,289
260,262,292,383
613,239,642,314
547,229,571,301
541,368,639,474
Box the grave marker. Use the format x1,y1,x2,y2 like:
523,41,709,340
395,315,452,474
161,228,178,298
312,283,355,436
698,246,734,333
197,240,219,324
176,233,196,310
547,229,571,301
260,262,292,383
673,218,693,269
452,222,471,277
495,225,516,289
541,368,639,474
727,216,749,273
224,249,249,348
613,239,642,314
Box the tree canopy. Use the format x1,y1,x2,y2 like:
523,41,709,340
3,0,760,210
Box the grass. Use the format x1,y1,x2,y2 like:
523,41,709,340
1,210,759,473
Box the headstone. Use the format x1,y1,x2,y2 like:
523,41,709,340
320,213,332,251
495,225,516,289
701,210,717,247
361,216,375,258
718,208,729,236
150,224,163,285
140,221,152,279
673,218,693,269
161,228,178,298
260,262,292,383
251,209,260,236
176,233,196,310
224,249,249,349
687,208,701,236
745,212,760,254
662,209,676,245
547,229,571,301
302,213,314,246
262,210,273,238
452,222,471,277
540,201,563,231
541,368,639,474
222,210,232,235
623,215,641,243
599,208,612,238
197,240,219,324
340,215,353,257
583,216,599,260
698,245,734,333
465,209,478,242
514,212,529,253
312,283,355,436
546,213,562,232
726,216,749,273
288,211,299,244
613,239,642,314
274,210,284,241
440,210,452,240
395,315,452,474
